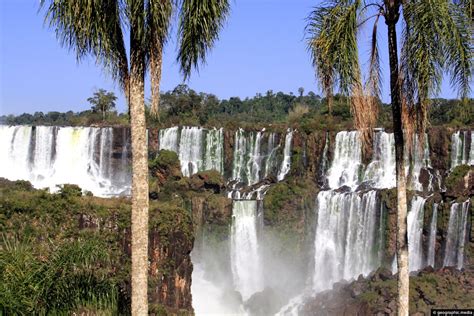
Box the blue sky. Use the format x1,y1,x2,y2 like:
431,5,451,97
0,0,467,115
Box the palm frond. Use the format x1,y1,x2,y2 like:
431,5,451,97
306,0,363,114
41,0,129,93
401,0,472,145
177,0,230,79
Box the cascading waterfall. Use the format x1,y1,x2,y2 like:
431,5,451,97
364,131,396,189
230,200,264,301
158,126,224,176
0,125,32,180
231,129,285,187
444,201,470,269
470,131,474,164
246,131,263,185
0,125,130,197
204,128,224,174
427,203,438,267
312,190,381,292
451,130,473,168
406,135,432,191
279,131,387,315
313,131,385,289
31,125,57,182
178,127,204,177
407,196,426,271
158,126,179,153
277,129,293,181
326,131,362,190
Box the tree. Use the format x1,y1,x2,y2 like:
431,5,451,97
87,89,117,120
306,1,472,315
41,0,230,314
298,87,305,98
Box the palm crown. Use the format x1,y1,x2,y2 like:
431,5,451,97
306,0,472,135
41,0,230,116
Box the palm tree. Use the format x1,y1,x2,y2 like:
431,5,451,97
306,0,471,315
40,0,230,314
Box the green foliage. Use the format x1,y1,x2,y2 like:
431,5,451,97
0,237,119,315
1,84,471,129
59,183,83,198
87,89,118,120
178,0,230,79
150,150,180,170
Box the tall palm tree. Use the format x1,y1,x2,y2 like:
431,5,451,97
40,0,230,314
306,0,471,315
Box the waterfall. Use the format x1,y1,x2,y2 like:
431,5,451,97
406,135,432,191
443,201,470,269
312,190,381,292
158,126,224,177
450,131,473,168
0,125,130,197
178,127,204,177
470,131,474,164
326,131,362,190
158,126,179,153
364,131,396,189
427,203,438,267
277,129,293,181
231,129,286,187
264,132,279,177
204,128,224,174
31,125,57,183
407,196,426,271
0,125,32,180
319,132,330,178
246,131,263,185
230,200,264,301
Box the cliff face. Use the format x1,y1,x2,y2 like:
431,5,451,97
300,266,474,315
1,125,473,314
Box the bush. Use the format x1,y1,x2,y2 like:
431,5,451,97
58,184,83,198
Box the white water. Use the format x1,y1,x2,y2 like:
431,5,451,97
230,200,264,301
364,131,396,188
277,129,293,181
231,129,289,187
450,131,472,168
444,201,470,269
312,190,381,292
427,203,438,267
159,126,225,176
178,127,204,177
407,196,426,271
158,126,179,153
326,131,363,190
204,128,224,174
0,125,130,197
264,133,280,177
470,131,474,164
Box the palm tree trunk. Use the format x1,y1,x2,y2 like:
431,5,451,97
130,25,149,316
150,38,163,119
387,13,409,316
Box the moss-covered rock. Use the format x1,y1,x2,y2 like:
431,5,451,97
445,165,473,199
0,178,195,315
262,178,317,265
300,266,474,315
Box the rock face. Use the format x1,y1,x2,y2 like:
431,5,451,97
300,266,474,315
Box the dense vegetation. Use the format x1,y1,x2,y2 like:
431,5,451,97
1,85,472,131
0,150,232,314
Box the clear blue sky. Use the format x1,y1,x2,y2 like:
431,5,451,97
0,0,466,115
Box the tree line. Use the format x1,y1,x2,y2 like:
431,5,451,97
2,85,472,131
